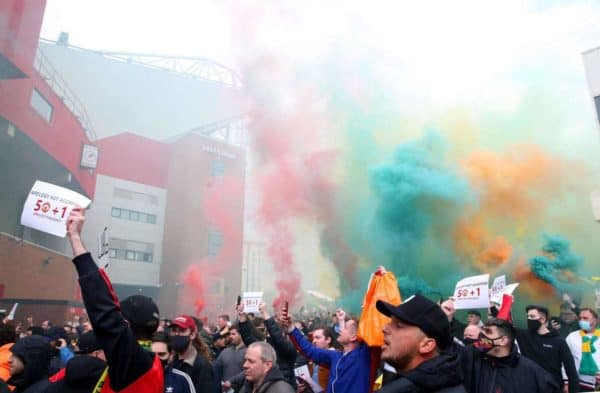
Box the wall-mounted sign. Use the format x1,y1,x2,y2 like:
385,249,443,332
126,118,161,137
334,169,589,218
80,144,99,169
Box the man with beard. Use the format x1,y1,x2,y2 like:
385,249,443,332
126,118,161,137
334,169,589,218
6,335,52,392
375,295,465,392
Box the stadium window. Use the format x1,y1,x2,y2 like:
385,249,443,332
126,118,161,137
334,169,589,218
147,214,157,224
111,207,121,218
129,211,139,221
30,89,53,123
208,227,223,257
126,251,136,260
109,249,117,258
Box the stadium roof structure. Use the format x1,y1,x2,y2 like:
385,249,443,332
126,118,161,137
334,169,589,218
37,38,247,143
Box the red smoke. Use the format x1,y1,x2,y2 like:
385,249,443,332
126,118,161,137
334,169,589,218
179,175,245,316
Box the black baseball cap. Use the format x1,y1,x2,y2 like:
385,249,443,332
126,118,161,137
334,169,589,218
376,294,451,350
120,295,160,329
76,332,101,354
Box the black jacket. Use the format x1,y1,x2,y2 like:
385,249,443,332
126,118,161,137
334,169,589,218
172,351,214,393
239,366,295,393
239,318,297,387
459,344,560,393
379,352,466,393
515,328,579,393
449,319,466,341
44,355,106,393
73,252,163,392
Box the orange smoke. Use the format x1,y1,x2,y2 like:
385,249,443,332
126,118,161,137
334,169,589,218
462,145,566,218
454,145,569,272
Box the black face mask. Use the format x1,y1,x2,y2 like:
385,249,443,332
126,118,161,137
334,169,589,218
160,358,169,369
171,335,191,353
462,338,478,346
527,319,542,333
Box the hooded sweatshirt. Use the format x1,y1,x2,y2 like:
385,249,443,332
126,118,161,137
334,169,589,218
6,336,51,393
378,351,466,393
44,355,107,393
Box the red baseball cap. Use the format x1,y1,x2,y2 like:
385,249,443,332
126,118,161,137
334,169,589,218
169,315,196,332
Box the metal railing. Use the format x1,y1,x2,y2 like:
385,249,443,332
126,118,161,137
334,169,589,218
33,46,97,141
39,38,242,88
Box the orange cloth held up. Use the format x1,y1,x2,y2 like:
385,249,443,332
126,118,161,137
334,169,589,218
358,269,402,347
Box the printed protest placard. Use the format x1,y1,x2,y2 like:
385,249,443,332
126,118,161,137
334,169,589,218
241,292,263,313
453,274,490,310
20,181,91,237
489,275,506,304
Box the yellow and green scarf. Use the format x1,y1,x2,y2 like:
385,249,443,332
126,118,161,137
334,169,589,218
579,329,600,376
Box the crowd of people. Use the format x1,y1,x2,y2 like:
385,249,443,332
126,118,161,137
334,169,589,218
0,208,599,393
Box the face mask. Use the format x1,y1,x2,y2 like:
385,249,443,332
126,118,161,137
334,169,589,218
527,319,542,333
171,335,191,353
474,333,501,353
462,338,477,346
579,320,592,332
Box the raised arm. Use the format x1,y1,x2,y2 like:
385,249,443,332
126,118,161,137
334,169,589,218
67,209,158,391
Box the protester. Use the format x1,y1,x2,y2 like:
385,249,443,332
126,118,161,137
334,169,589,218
462,325,481,346
466,310,482,327
514,305,578,393
553,302,581,339
239,342,294,393
440,298,561,393
238,302,298,388
216,316,231,333
305,327,337,391
6,335,52,393
0,323,16,383
564,307,600,392
214,325,246,393
211,328,230,360
169,315,214,393
441,301,465,341
284,308,372,393
45,332,107,393
151,332,197,393
375,295,465,392
66,208,164,392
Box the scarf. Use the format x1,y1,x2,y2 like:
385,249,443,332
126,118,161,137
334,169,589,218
579,329,600,376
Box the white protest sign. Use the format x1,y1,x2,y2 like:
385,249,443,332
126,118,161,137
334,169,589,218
489,275,506,304
503,283,519,298
6,303,18,321
453,274,490,310
295,365,324,392
241,292,263,313
20,181,91,237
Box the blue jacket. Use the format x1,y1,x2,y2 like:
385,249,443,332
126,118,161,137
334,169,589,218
289,328,372,393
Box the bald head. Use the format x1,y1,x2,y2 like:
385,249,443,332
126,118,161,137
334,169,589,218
464,324,481,340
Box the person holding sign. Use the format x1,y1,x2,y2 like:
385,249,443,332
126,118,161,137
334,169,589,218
65,208,164,392
441,298,560,393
